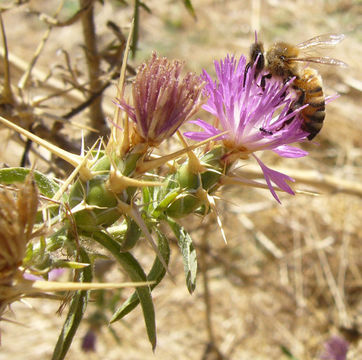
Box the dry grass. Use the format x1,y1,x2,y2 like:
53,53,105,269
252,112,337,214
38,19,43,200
0,0,361,359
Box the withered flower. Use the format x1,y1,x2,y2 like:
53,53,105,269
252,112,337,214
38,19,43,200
0,173,38,316
115,52,205,146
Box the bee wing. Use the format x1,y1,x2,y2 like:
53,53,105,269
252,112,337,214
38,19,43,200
289,56,348,67
297,33,345,50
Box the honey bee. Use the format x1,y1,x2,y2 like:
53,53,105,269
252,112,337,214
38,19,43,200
248,33,347,140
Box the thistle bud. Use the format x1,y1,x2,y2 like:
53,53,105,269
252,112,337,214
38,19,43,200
165,147,226,218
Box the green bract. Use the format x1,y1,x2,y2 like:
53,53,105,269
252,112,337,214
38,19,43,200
69,176,120,232
165,146,226,218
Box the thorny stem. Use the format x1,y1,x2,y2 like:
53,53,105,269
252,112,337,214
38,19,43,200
80,0,106,136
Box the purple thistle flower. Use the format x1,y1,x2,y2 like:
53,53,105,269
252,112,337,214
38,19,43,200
184,54,310,202
320,336,349,360
115,52,205,146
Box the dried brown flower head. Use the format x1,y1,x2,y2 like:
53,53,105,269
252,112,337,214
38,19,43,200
0,173,38,283
0,173,38,316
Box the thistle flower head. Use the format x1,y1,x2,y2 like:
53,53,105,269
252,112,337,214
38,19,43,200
116,52,205,147
184,54,310,202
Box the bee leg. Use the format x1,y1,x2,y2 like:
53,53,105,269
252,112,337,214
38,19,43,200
260,73,272,90
243,61,266,87
243,62,252,87
280,76,296,99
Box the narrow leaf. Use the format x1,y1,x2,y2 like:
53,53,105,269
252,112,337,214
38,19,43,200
152,189,179,218
182,0,197,20
52,248,92,360
91,231,157,349
110,228,170,322
167,218,197,293
280,345,300,359
0,167,59,197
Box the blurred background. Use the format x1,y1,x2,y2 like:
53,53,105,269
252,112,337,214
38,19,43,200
0,0,361,359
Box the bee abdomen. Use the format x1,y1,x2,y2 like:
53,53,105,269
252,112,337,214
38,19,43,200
302,97,325,120
308,99,325,110
297,68,326,140
301,109,325,139
308,86,323,94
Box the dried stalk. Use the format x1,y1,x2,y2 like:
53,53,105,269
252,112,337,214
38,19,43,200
0,13,14,104
80,0,106,135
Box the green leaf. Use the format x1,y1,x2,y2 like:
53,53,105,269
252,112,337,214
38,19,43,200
52,248,92,360
280,345,300,360
46,227,68,252
0,167,59,198
153,189,180,218
52,260,90,269
91,231,157,350
167,218,197,293
182,0,196,20
121,217,142,251
110,228,170,322
142,186,152,213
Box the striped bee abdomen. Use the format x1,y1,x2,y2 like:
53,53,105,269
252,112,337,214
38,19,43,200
296,68,325,140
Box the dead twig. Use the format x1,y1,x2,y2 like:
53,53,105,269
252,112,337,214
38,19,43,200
0,13,14,104
80,0,105,134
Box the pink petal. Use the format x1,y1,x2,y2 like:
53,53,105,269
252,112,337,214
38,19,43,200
48,268,65,280
112,98,136,122
273,145,308,158
23,268,65,281
184,119,224,141
253,155,295,203
183,131,214,141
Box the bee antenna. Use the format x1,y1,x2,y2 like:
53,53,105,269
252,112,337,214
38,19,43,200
254,30,258,44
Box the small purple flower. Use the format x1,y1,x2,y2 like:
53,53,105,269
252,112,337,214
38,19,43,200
115,52,205,146
320,336,349,360
184,54,310,202
81,328,97,352
23,268,65,281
